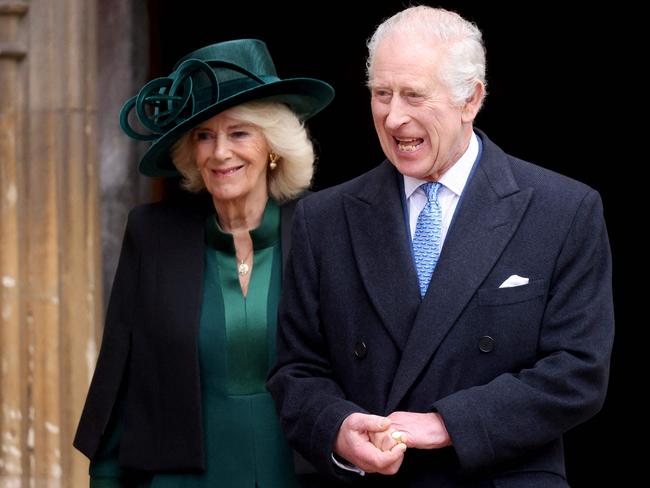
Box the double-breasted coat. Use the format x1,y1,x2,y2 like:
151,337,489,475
267,130,614,487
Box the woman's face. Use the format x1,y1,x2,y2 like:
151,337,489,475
192,108,270,204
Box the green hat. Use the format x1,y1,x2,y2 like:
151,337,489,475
120,38,335,177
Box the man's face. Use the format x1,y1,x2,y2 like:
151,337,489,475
369,33,475,181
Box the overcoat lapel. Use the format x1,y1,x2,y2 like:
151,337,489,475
386,135,533,411
155,195,213,356
343,162,421,350
280,198,299,273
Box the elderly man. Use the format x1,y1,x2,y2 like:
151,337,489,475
268,6,613,487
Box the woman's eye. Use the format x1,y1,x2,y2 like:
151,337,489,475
231,130,249,139
194,131,214,142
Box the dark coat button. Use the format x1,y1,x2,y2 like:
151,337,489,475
478,336,495,353
354,341,367,359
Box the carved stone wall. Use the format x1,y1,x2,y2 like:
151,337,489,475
0,0,102,485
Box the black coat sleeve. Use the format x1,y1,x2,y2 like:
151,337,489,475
74,209,141,459
267,200,364,480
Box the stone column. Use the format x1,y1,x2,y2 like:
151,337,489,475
0,2,28,485
0,0,102,486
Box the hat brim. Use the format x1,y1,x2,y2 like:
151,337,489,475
137,78,334,177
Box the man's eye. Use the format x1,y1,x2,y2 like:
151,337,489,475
373,90,392,101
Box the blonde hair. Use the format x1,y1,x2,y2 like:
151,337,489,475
171,100,316,201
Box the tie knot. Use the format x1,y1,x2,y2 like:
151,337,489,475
422,182,441,203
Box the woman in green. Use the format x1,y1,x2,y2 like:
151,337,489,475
73,39,333,487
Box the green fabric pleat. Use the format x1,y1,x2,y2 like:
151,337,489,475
218,245,270,395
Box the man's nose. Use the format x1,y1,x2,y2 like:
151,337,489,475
385,98,410,130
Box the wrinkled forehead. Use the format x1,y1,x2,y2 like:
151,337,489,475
369,34,445,84
373,32,445,62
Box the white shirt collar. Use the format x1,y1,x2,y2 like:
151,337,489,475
403,132,479,199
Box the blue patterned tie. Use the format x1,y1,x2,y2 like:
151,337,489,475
413,182,442,297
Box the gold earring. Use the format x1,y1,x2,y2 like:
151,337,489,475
269,152,279,170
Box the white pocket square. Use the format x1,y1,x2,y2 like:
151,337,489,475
499,274,530,288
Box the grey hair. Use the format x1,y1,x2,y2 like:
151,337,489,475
171,100,316,202
366,5,487,108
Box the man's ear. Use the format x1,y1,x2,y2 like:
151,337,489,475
461,82,485,123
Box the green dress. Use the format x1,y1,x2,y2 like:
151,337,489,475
90,200,299,488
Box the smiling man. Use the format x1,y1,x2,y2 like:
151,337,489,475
267,6,614,488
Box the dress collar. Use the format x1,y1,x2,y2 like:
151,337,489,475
205,199,280,253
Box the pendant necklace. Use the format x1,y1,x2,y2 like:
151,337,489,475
237,249,253,276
